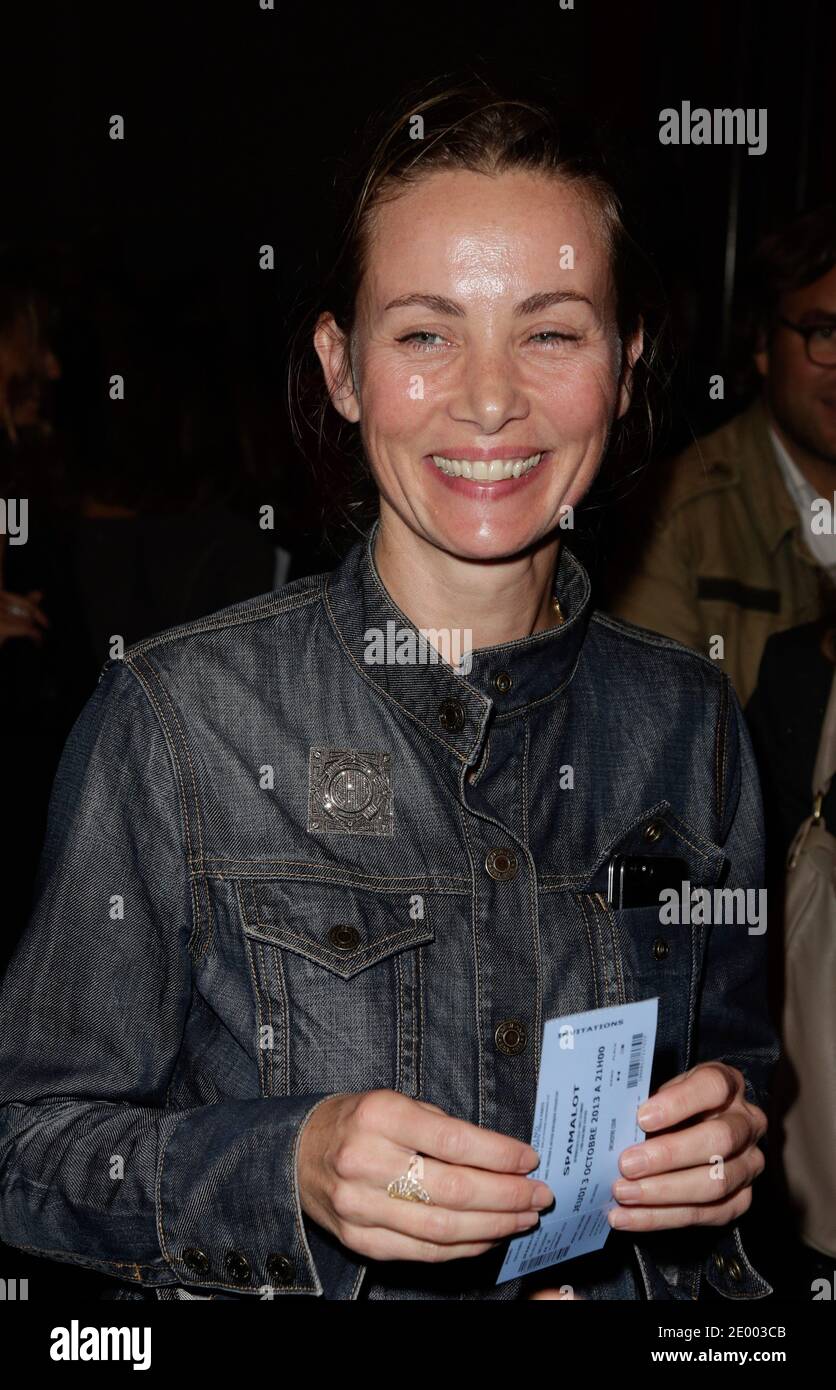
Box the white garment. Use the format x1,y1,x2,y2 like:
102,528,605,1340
769,423,836,577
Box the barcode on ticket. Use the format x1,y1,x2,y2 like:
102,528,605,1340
627,1032,645,1089
520,1245,570,1275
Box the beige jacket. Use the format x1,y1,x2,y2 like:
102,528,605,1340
604,396,830,707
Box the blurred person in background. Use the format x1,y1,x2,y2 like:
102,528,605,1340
603,205,836,708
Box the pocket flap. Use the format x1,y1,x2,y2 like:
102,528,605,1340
582,801,729,898
238,879,434,979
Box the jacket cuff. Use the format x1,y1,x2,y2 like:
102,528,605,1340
157,1094,362,1297
703,1222,774,1299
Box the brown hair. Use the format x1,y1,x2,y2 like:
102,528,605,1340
287,71,669,551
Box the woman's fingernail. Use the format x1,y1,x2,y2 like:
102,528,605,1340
608,1207,630,1228
612,1181,639,1201
620,1151,648,1176
637,1104,662,1127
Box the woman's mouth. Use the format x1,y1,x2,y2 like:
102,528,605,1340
430,451,544,481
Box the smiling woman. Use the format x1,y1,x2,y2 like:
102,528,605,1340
0,73,776,1304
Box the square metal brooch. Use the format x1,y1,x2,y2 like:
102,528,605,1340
307,747,394,837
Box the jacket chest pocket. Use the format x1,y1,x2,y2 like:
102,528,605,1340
608,901,703,1090
236,879,434,1099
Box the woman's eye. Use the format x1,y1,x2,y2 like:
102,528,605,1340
528,331,581,347
811,325,834,342
396,331,448,350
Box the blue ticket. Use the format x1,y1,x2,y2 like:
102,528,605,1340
497,997,659,1285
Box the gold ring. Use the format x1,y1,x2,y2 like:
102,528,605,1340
387,1152,431,1203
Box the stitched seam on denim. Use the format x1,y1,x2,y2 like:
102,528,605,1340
156,1112,184,1274
684,919,703,1073
732,1223,772,1294
237,882,267,1095
140,654,215,961
591,611,730,671
124,584,323,657
131,652,213,960
468,733,491,786
197,864,471,892
124,655,198,955
394,953,404,1094
632,1242,655,1299
521,719,530,848
576,894,601,1010
258,943,277,1096
272,939,291,1096
323,573,489,763
590,893,614,1004
292,1097,332,1295
416,928,425,1098
597,894,627,1005
10,1244,149,1278
715,677,730,826
458,797,485,1127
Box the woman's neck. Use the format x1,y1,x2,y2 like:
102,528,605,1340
373,512,563,653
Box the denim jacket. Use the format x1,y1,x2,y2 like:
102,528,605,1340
0,520,778,1300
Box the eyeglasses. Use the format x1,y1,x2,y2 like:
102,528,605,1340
778,316,836,367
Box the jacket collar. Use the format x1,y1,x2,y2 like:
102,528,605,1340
324,519,592,765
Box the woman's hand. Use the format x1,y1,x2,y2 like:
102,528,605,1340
0,589,48,648
608,1062,767,1232
297,1089,555,1263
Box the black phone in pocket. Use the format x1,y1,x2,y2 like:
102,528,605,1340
606,854,689,909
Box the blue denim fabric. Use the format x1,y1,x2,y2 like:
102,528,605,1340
0,519,778,1300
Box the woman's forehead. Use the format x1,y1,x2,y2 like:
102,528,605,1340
363,168,611,302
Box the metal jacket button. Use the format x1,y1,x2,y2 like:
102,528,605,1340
652,938,670,961
485,848,519,881
182,1247,210,1276
495,1019,527,1055
438,699,465,733
266,1253,294,1284
643,821,663,843
727,1257,743,1282
493,670,512,693
328,924,360,951
224,1251,252,1284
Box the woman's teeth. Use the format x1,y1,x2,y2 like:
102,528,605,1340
431,452,543,480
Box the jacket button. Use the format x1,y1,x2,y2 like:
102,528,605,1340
495,1018,527,1055
712,1252,727,1274
652,937,670,960
438,699,465,733
266,1253,294,1285
493,670,512,693
727,1257,743,1282
182,1247,210,1276
643,821,663,843
485,848,519,881
224,1251,252,1284
328,923,361,951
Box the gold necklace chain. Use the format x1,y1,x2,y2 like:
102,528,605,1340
551,595,565,625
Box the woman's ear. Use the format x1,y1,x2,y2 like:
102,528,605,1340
615,319,645,421
313,312,361,423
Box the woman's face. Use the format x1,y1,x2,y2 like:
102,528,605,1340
317,168,642,562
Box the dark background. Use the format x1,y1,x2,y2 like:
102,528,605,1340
1,0,834,1300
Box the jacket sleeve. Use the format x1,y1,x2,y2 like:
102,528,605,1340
634,673,780,1302
0,658,339,1296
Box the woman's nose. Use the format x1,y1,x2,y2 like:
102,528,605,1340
448,345,528,432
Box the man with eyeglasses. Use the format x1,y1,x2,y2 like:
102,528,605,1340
604,204,836,707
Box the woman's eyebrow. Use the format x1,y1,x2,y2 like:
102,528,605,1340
382,290,593,316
